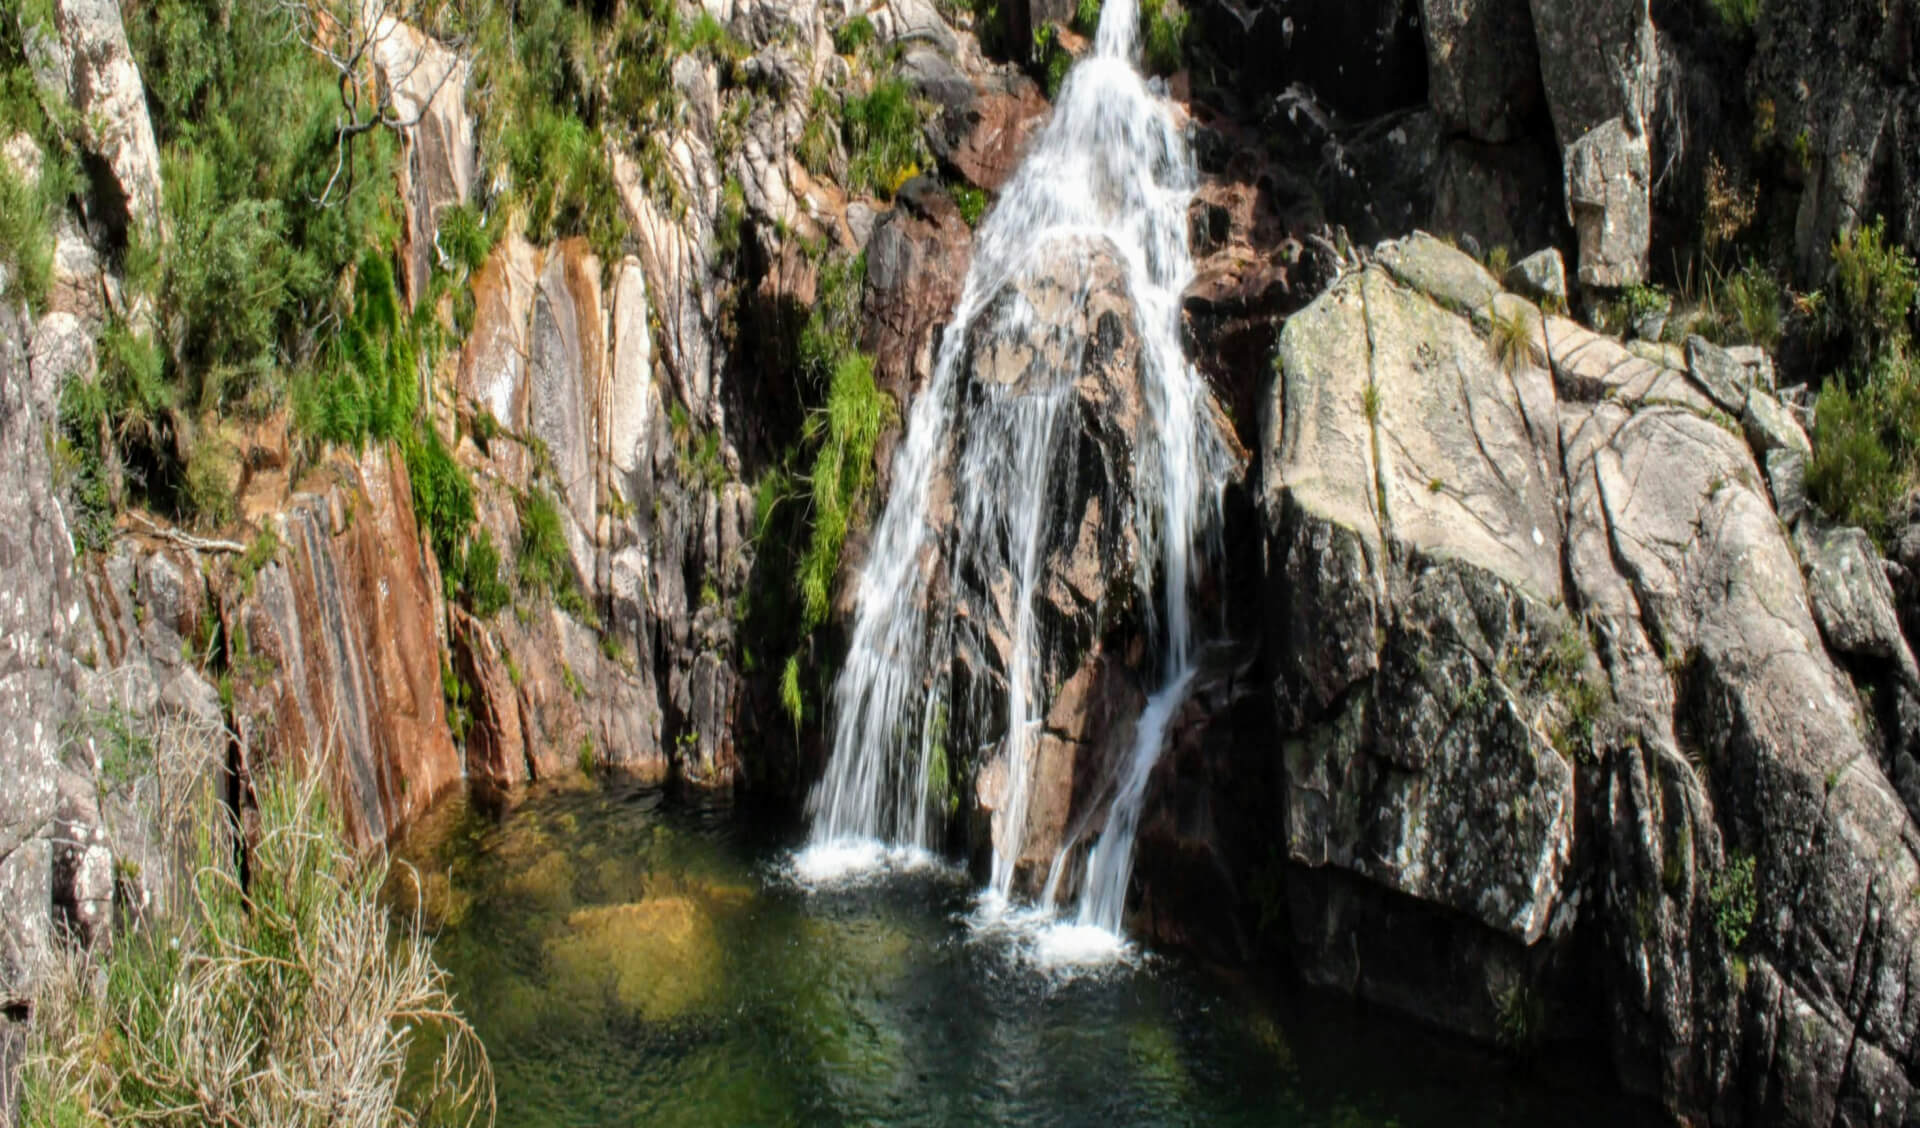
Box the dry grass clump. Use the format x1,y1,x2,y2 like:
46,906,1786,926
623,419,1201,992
19,769,493,1128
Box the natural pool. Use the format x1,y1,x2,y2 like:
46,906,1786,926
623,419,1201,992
390,779,1636,1127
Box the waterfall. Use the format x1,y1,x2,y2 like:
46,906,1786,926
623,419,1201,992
799,0,1222,944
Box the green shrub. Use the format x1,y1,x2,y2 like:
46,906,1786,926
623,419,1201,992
1807,369,1920,545
779,653,804,732
842,79,927,198
713,176,748,259
950,183,989,227
1832,218,1918,364
1718,262,1783,349
517,487,596,622
456,526,513,618
1709,851,1758,949
798,88,841,177
832,15,877,54
1072,0,1103,34
1706,0,1760,33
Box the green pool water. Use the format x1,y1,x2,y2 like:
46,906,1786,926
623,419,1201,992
390,779,1635,1127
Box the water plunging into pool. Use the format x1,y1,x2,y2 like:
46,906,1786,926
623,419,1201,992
797,0,1226,956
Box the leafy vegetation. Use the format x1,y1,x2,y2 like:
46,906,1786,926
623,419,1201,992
1709,851,1759,949
1809,220,1920,545
842,79,928,199
950,183,990,227
1139,0,1190,76
517,487,596,623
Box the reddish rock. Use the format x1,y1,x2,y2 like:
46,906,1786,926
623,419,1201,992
224,443,460,847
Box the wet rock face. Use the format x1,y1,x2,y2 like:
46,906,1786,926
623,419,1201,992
1224,232,1920,1124
938,242,1242,890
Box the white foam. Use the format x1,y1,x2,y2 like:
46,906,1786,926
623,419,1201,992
788,837,946,888
965,894,1141,979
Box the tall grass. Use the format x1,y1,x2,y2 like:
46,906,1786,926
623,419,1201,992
20,765,492,1127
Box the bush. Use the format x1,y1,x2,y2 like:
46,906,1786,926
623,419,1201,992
20,770,492,1127
456,527,513,617
950,183,989,227
1832,217,1918,364
1807,368,1919,545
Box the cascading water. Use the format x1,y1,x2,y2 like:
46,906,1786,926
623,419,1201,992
799,0,1227,946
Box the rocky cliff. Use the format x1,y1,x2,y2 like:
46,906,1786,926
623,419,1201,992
8,0,1920,1123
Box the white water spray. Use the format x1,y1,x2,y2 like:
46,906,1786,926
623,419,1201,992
800,0,1226,944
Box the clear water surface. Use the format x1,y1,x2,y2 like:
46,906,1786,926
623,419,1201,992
391,780,1639,1128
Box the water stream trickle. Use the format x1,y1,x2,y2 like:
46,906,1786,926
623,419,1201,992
798,0,1227,954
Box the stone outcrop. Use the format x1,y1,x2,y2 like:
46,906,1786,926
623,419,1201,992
44,0,163,242
1217,232,1920,1124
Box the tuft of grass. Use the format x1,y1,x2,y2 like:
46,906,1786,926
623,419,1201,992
1832,217,1918,365
517,488,596,623
1484,245,1511,280
1490,306,1534,373
842,79,927,199
779,653,804,734
1706,0,1760,33
833,15,877,54
21,768,493,1127
799,353,891,628
1139,0,1189,75
1361,382,1381,423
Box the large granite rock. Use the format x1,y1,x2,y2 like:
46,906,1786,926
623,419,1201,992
1234,231,1920,1124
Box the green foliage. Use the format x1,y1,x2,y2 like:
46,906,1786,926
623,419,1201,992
1492,981,1543,1051
517,487,595,622
1072,0,1104,34
129,0,401,412
1706,0,1761,33
438,202,497,278
455,527,513,618
713,176,748,259
833,15,878,54
1361,382,1381,423
1807,370,1919,544
1832,218,1918,364
1139,0,1190,76
950,183,989,227
233,528,281,596
1806,222,1920,544
1709,851,1759,949
798,88,841,178
1034,24,1073,99
779,653,804,733
1718,262,1783,349
842,79,927,199
403,424,476,573
799,352,890,628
